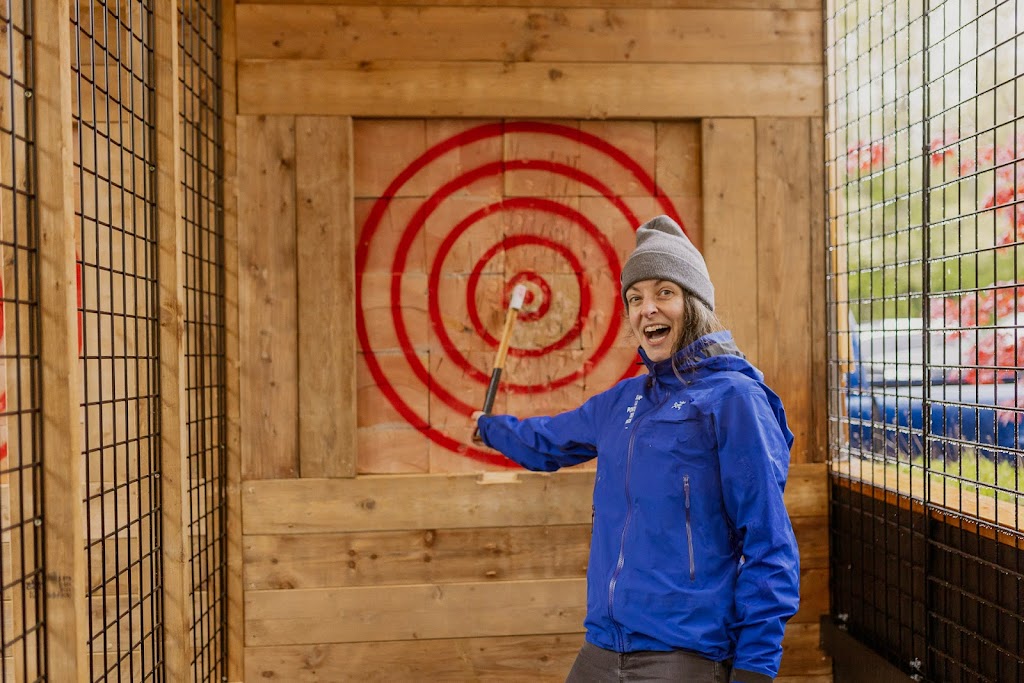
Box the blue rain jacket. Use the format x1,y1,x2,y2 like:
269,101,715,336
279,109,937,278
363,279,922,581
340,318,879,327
477,331,800,682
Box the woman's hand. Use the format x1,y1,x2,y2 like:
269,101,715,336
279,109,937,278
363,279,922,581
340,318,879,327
471,411,486,445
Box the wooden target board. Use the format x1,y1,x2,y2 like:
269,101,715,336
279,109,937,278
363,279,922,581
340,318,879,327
354,119,701,473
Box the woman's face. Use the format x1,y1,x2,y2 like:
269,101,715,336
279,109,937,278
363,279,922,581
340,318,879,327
625,279,686,363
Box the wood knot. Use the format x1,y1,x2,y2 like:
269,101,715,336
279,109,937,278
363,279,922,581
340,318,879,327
358,498,376,511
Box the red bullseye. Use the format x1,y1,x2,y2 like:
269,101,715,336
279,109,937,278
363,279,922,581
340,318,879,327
461,227,591,360
506,273,550,322
356,121,683,464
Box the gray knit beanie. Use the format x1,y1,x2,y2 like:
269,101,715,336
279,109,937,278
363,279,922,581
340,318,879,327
620,215,715,311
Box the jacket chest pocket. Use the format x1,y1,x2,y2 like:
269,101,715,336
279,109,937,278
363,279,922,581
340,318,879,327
642,403,713,466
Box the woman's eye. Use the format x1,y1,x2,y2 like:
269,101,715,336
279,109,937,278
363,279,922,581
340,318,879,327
660,289,674,296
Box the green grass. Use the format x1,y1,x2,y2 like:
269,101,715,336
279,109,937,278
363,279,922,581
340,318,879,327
888,449,1023,506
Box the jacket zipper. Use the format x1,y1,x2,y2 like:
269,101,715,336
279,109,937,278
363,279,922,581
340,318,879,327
607,422,638,651
607,394,669,650
684,475,696,581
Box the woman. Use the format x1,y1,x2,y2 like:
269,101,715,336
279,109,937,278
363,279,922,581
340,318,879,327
473,215,800,683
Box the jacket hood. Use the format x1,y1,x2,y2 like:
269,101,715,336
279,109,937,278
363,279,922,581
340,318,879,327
638,331,792,448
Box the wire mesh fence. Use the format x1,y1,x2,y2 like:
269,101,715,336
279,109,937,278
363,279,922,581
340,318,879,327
178,1,227,680
826,0,1024,680
71,0,164,679
0,2,45,681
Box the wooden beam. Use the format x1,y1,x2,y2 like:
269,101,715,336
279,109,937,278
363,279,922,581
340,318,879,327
220,0,245,679
243,464,827,534
236,0,821,8
244,634,583,681
1,2,43,678
245,578,587,645
245,569,825,646
237,6,822,65
34,0,89,679
237,114,299,480
295,117,356,478
243,627,829,681
154,0,192,678
243,470,595,534
237,61,823,118
243,524,591,590
808,117,828,463
756,118,813,464
702,118,759,365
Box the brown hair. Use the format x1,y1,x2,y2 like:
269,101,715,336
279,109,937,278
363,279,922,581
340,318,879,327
672,292,726,355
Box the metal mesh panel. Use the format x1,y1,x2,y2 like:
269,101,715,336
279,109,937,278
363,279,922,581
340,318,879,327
826,0,1024,679
179,1,226,680
71,1,163,680
0,2,45,681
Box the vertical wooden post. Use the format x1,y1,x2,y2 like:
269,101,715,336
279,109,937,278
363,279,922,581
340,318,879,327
237,113,298,481
296,116,356,478
702,118,759,364
154,0,192,679
809,118,828,463
220,0,245,678
756,117,813,464
34,1,88,680
2,3,41,680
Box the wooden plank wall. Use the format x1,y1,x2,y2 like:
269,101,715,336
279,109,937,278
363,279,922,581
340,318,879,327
229,1,828,681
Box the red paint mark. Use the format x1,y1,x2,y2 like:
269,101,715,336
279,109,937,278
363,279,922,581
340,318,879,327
0,391,6,412
0,443,6,461
357,121,680,464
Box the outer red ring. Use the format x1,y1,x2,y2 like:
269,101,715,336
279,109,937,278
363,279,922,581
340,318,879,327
356,121,682,464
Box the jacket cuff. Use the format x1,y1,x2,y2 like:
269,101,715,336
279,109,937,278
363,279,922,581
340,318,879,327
730,669,774,683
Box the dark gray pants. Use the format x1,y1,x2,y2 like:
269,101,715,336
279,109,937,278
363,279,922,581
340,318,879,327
565,641,731,683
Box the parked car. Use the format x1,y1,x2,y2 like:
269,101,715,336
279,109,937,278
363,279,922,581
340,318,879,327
845,319,1024,463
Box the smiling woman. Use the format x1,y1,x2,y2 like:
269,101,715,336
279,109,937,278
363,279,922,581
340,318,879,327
473,215,800,683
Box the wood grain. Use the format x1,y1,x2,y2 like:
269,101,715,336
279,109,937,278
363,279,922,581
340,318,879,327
757,118,814,464
702,118,759,364
237,115,299,479
295,116,357,478
243,524,591,589
154,0,193,677
237,6,822,65
243,464,826,534
238,61,823,118
237,0,821,8
220,1,245,679
36,0,90,678
245,578,588,645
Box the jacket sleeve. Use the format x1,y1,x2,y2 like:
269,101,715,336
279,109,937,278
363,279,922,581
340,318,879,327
477,396,600,472
712,389,801,682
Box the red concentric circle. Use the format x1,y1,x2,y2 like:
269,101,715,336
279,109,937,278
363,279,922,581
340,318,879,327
356,121,683,465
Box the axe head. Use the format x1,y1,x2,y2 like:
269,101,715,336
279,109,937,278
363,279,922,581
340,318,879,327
509,284,528,311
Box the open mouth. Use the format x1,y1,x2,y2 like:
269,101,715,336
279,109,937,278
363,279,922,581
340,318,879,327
643,324,671,344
